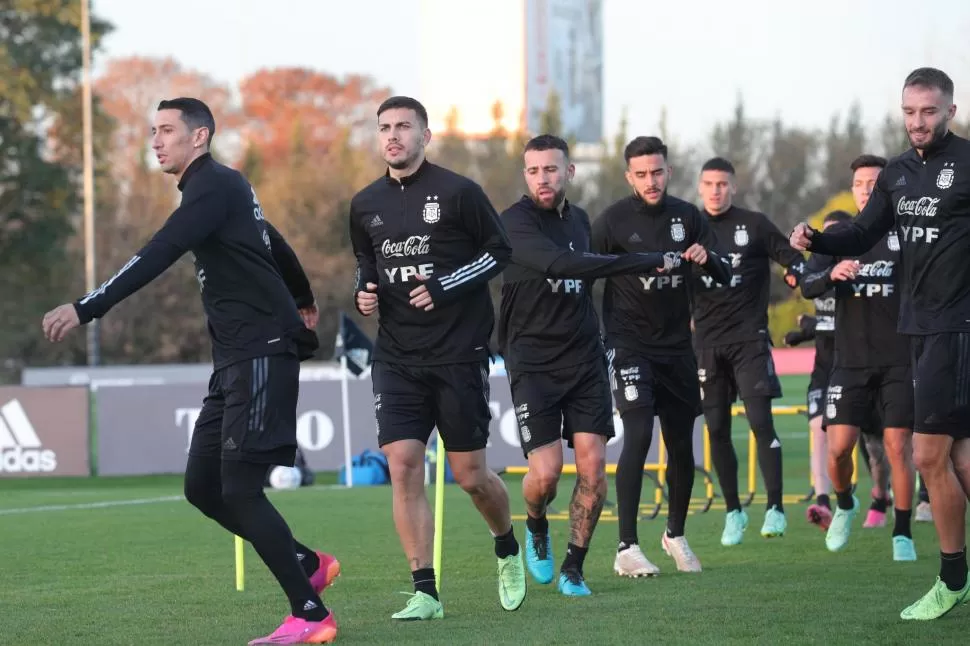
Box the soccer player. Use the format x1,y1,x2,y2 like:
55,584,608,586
498,134,680,595
592,136,733,575
691,157,807,545
349,96,526,620
799,194,916,562
791,67,970,619
42,98,338,645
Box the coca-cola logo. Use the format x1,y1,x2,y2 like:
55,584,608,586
857,260,895,277
382,235,431,258
897,196,939,218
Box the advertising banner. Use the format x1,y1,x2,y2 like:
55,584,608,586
0,386,90,478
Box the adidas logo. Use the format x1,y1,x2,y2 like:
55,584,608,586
303,600,318,611
369,214,383,228
628,233,642,243
894,176,906,188
0,399,57,473
770,438,782,449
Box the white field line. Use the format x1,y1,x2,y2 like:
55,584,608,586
0,484,348,516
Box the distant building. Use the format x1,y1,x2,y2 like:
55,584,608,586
418,0,603,153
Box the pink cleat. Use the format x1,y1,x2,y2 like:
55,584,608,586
309,551,341,596
248,614,337,645
806,504,832,531
862,509,887,528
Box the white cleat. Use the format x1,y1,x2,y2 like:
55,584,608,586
915,501,933,523
661,533,702,572
613,543,661,578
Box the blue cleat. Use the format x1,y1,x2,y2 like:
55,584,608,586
525,527,554,584
558,569,591,596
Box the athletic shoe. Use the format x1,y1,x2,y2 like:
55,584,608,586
806,504,833,530
761,506,787,538
863,509,887,528
915,501,933,523
892,536,917,562
720,509,748,546
248,614,337,644
497,551,527,611
309,551,341,595
661,533,702,572
524,527,554,584
391,591,444,620
613,543,660,577
558,568,592,596
900,576,970,620
825,495,859,552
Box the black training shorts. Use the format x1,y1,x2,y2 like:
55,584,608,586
508,357,615,458
912,333,970,439
824,365,914,430
696,340,783,410
607,347,701,417
807,358,833,420
190,354,301,465
371,360,491,452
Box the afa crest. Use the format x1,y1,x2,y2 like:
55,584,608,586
670,217,685,242
888,231,900,252
624,385,639,402
937,163,955,190
734,224,749,247
423,195,440,224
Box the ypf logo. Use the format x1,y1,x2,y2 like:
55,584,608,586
0,399,57,473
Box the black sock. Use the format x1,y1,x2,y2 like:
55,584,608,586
745,396,784,512
295,541,319,577
892,508,912,538
816,493,831,510
616,407,655,545
494,526,519,558
836,488,854,511
704,403,741,512
871,496,889,513
940,549,968,592
561,543,588,574
221,461,328,621
660,405,696,539
526,514,548,536
412,567,439,600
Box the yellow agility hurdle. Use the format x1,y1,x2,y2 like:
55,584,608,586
502,403,863,519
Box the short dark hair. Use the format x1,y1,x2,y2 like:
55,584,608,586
701,157,735,174
824,210,853,225
624,136,667,163
904,67,954,99
157,97,215,145
850,154,887,173
377,96,429,128
524,134,569,158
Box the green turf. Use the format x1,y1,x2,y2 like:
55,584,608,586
1,374,968,645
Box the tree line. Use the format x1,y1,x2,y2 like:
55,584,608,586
3,1,968,382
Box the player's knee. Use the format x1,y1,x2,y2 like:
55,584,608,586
882,431,910,462
913,437,950,475
451,460,492,496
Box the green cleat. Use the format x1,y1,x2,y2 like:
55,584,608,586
900,576,970,620
761,506,787,538
825,496,859,552
497,551,527,611
391,591,444,621
721,509,749,546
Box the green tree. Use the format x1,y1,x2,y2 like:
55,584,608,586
709,95,760,208
0,0,112,378
818,102,866,199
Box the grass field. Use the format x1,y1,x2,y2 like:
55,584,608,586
2,375,969,645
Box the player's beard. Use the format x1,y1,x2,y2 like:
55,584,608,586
638,186,665,205
908,118,949,151
531,187,565,210
386,145,420,170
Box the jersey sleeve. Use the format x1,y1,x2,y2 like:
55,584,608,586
266,222,314,308
762,214,807,286
502,206,664,278
590,210,612,254
799,252,837,299
809,171,895,256
424,182,511,307
349,200,380,315
73,184,228,324
691,206,733,284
